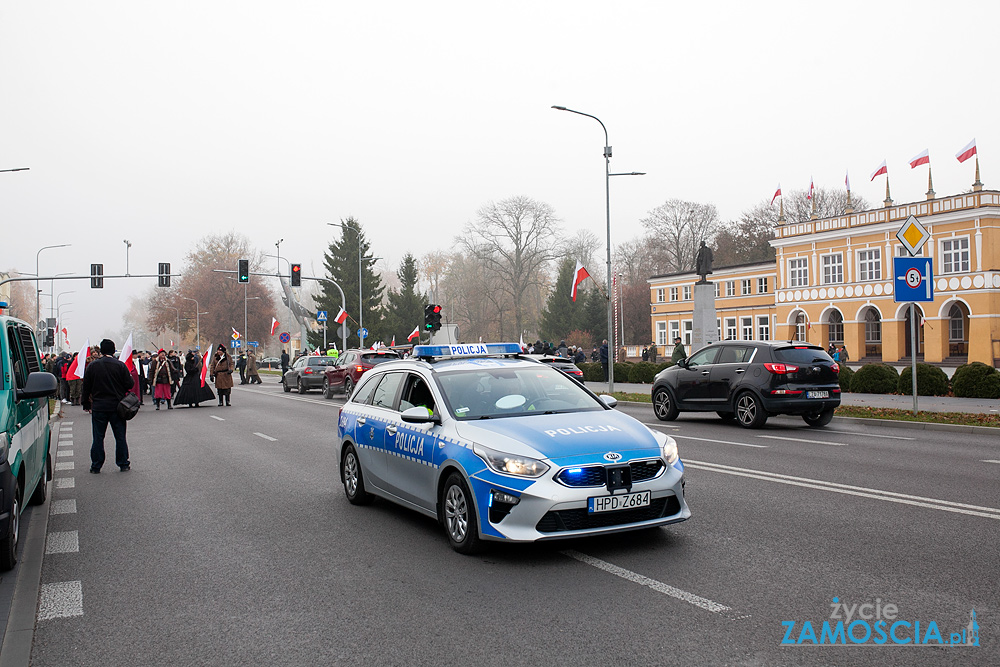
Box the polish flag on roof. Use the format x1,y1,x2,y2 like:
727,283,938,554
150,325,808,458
770,184,781,205
570,262,591,302
955,138,977,163
334,307,348,324
908,149,930,169
869,159,888,181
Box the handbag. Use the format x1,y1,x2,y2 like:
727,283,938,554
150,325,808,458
117,391,141,421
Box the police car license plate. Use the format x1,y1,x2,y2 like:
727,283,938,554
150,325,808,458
807,390,829,399
588,491,651,513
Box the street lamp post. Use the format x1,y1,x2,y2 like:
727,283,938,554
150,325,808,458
124,240,132,276
181,297,200,351
35,244,70,334
551,106,644,392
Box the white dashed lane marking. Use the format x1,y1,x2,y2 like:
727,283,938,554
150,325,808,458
62,421,74,426
983,460,1000,464
55,462,74,471
756,435,847,446
211,416,225,421
51,499,77,515
56,450,73,457
673,435,768,449
254,433,277,442
56,478,75,489
38,581,83,621
46,531,80,554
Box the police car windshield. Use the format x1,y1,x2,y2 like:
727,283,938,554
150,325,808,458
436,365,603,420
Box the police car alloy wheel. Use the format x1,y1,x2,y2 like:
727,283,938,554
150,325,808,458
0,479,20,570
442,473,482,554
341,444,373,505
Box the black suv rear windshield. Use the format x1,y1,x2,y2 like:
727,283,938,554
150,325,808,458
361,352,399,364
773,346,834,364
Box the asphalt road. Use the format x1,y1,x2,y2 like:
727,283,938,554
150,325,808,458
17,380,1000,665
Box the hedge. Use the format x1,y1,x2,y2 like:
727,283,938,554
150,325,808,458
838,365,854,393
897,363,951,396
627,361,659,384
951,362,1000,399
849,363,899,394
578,362,604,382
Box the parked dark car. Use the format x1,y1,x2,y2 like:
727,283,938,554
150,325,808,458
259,356,281,369
282,355,335,393
650,341,841,428
522,354,585,383
323,348,401,399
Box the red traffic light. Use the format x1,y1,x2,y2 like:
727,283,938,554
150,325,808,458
432,305,441,313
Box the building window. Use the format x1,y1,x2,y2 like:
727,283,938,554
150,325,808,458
717,318,722,341
828,310,844,345
794,313,807,341
857,248,881,281
822,254,843,284
656,321,667,346
864,309,882,343
669,287,678,302
757,277,768,294
683,321,693,345
683,285,692,300
656,288,664,303
896,245,923,258
941,237,970,274
757,315,770,341
740,317,753,341
948,304,965,341
726,281,736,297
669,320,679,343
715,282,721,298
741,279,752,295
725,317,737,340
788,258,809,287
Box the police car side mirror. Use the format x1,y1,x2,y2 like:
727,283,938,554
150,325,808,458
401,406,440,425
17,372,59,401
599,394,618,408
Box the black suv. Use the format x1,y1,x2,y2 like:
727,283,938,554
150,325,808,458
651,341,841,428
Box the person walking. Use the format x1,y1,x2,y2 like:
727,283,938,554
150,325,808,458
838,345,850,364
236,352,247,385
246,349,262,384
175,351,216,407
81,338,134,473
211,344,234,406
148,349,175,410
599,339,609,382
671,336,686,363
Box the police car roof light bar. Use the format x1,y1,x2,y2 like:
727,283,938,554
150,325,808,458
413,343,522,360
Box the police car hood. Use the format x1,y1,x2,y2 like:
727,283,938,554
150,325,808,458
453,409,659,462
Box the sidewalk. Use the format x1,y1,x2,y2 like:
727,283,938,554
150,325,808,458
583,381,1000,415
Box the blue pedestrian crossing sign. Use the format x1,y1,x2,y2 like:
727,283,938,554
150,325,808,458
231,340,241,348
317,310,328,322
893,257,934,303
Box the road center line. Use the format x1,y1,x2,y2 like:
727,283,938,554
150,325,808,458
562,550,737,616
254,432,277,442
210,416,225,421
685,459,1000,519
756,435,847,446
237,386,341,406
641,422,680,430
673,435,768,448
814,428,914,441
983,460,1000,464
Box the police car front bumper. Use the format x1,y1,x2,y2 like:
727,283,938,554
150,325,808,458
469,460,690,543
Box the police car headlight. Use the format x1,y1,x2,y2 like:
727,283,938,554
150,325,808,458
473,444,549,478
652,431,679,464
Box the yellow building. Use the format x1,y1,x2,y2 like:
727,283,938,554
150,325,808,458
648,262,777,359
648,187,1000,367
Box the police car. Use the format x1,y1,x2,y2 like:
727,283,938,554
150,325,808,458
336,343,690,554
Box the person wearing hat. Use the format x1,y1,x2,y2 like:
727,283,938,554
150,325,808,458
175,350,216,407
210,344,234,406
671,336,686,363
81,338,134,473
148,349,175,410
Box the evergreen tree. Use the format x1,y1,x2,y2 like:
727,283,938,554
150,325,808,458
384,253,426,344
539,258,581,341
582,285,608,342
309,217,385,349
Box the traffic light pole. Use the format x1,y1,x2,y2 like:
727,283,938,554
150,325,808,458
0,273,181,290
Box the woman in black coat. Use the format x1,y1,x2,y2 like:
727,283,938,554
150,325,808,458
174,351,216,408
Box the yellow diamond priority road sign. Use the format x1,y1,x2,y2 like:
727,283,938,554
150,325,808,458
896,215,930,256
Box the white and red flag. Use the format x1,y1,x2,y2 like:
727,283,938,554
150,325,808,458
407,326,420,342
807,176,814,200
66,338,90,381
120,333,135,372
845,171,851,191
956,138,977,163
909,149,930,169
270,317,280,336
570,261,591,302
870,159,888,181
390,335,396,347
200,348,211,387
771,184,782,205
334,307,348,324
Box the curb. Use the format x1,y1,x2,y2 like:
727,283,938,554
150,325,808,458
0,402,60,667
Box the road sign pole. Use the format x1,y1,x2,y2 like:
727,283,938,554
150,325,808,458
323,321,327,349
910,302,918,415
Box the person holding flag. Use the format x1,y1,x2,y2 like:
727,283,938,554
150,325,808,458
81,338,134,473
175,350,216,407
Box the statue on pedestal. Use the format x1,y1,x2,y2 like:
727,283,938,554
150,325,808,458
695,241,714,284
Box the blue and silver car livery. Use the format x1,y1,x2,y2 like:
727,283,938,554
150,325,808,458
336,343,690,554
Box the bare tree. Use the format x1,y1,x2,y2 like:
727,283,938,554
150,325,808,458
420,250,452,304
640,200,722,273
461,196,561,337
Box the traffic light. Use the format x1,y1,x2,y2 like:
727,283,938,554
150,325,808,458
158,262,171,288
238,259,249,283
424,304,442,332
44,328,55,347
90,263,104,289
290,263,302,287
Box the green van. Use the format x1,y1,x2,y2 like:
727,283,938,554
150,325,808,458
1,313,58,570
